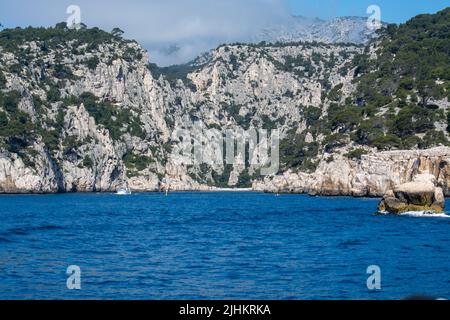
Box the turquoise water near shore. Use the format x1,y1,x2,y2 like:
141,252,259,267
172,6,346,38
0,192,449,299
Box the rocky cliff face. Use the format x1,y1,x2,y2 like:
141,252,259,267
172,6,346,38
0,29,167,192
0,25,364,193
254,147,450,197
0,12,449,194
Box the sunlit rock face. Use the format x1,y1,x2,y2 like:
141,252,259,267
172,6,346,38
378,174,445,214
0,22,448,195
0,27,365,193
254,148,450,199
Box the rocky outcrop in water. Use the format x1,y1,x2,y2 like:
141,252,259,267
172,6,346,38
378,174,445,214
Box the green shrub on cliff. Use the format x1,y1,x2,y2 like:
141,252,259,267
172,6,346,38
2,90,21,113
64,92,145,141
280,130,320,172
421,130,449,148
46,87,61,103
390,105,436,137
123,152,154,172
0,111,34,151
0,23,128,54
82,155,94,168
85,57,99,70
354,8,449,109
310,7,450,157
147,62,199,87
344,148,369,160
0,71,6,88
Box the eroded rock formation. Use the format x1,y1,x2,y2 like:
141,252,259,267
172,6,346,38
253,147,450,197
378,174,445,214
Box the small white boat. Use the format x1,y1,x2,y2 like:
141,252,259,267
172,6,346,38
116,188,132,195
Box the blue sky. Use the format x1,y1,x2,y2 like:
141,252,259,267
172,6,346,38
0,0,449,65
2,1,448,28
288,0,450,23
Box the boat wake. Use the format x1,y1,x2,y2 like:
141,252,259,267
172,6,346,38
116,188,132,195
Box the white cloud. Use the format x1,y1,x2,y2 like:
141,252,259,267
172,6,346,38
1,0,291,65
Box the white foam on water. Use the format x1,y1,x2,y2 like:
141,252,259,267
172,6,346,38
399,211,450,218
377,211,450,218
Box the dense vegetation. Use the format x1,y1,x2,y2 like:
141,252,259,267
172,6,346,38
147,62,199,90
0,24,147,172
348,7,450,150
278,8,450,172
0,90,142,162
0,22,129,53
63,93,146,140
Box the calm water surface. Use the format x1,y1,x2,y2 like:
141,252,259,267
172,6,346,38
0,192,449,299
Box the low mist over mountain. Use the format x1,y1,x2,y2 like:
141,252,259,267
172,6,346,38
151,15,382,66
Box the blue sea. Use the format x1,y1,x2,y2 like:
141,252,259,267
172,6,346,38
0,192,449,300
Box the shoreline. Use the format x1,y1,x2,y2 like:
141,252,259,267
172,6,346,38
0,187,448,201
0,189,384,198
3,146,450,198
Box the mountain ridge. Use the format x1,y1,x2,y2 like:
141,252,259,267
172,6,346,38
150,15,383,66
252,15,384,45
